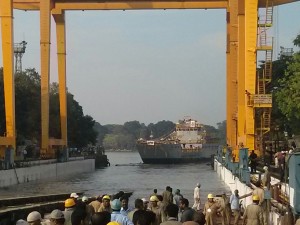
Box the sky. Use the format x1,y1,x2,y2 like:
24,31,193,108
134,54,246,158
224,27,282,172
1,2,300,127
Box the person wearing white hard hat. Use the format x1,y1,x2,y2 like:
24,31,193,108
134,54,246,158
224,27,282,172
82,196,95,225
141,198,149,210
192,183,201,211
49,209,65,225
203,194,220,225
27,211,42,225
262,166,271,189
70,193,79,200
16,220,29,225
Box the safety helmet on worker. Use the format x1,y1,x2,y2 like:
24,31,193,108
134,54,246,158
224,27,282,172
252,195,259,201
65,198,76,208
150,195,159,202
207,193,214,199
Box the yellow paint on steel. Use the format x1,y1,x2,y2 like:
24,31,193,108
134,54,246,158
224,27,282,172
0,0,298,158
226,0,238,152
53,11,68,146
244,0,258,154
40,0,52,156
12,0,299,11
237,0,246,153
0,0,16,153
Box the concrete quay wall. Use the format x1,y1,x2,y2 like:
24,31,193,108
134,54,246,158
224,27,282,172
0,159,95,188
214,159,281,225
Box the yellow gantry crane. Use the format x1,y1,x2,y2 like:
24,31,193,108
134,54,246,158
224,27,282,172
0,0,299,160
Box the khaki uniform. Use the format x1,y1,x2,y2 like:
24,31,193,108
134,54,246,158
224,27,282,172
203,201,220,225
97,204,112,213
150,205,166,225
221,197,231,225
242,204,263,225
89,200,101,212
253,188,268,225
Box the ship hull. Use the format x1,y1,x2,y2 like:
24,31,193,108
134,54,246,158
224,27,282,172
137,143,219,164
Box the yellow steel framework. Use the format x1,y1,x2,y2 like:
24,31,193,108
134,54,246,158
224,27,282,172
0,0,299,159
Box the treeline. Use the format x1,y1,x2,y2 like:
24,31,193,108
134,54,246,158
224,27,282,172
263,33,300,138
94,120,227,150
0,68,97,148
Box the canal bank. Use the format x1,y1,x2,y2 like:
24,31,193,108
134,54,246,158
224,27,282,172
213,148,300,225
0,158,95,188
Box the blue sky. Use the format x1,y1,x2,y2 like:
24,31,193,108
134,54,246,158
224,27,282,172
1,2,300,126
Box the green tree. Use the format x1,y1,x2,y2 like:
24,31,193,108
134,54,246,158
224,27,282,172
275,34,300,135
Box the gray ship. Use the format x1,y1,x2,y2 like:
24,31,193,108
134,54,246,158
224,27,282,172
136,118,219,164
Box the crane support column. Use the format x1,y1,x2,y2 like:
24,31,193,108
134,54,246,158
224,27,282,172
40,0,52,157
53,11,68,146
237,0,246,148
0,0,16,153
226,0,238,155
244,0,258,152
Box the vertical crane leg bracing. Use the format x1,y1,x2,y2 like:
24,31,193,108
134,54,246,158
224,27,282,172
226,0,238,157
53,11,68,148
0,0,16,157
40,0,51,158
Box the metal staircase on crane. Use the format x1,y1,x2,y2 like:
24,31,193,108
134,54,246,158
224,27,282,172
255,0,274,147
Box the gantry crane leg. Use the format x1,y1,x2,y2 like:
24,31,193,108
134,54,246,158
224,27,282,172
0,0,16,158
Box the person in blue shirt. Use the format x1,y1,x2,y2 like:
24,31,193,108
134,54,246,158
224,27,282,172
120,196,132,216
111,199,134,225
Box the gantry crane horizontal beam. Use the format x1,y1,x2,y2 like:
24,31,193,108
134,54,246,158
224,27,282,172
12,0,300,11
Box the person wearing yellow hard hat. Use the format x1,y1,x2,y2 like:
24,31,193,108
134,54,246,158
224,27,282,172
64,198,76,225
98,195,112,213
242,195,263,225
149,195,166,225
203,194,221,225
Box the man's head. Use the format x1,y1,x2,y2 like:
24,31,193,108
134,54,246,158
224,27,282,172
175,189,180,195
150,195,159,207
196,183,201,188
16,220,29,225
71,208,87,225
27,211,42,225
70,193,79,201
234,189,239,196
166,204,179,218
141,198,149,210
153,189,157,194
102,195,110,208
263,166,268,171
251,150,254,154
133,210,156,225
134,198,144,210
207,194,214,202
193,212,206,225
49,209,65,225
121,197,129,210
91,212,111,225
179,198,189,210
82,196,89,204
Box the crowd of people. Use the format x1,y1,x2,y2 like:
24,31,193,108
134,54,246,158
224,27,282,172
13,183,294,225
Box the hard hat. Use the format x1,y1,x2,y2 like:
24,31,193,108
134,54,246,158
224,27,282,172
111,199,122,210
150,195,159,202
65,198,76,208
70,192,79,198
50,209,64,219
16,220,29,225
27,211,42,222
107,222,121,225
82,196,89,202
263,166,268,171
102,195,110,200
207,194,214,199
252,195,260,201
